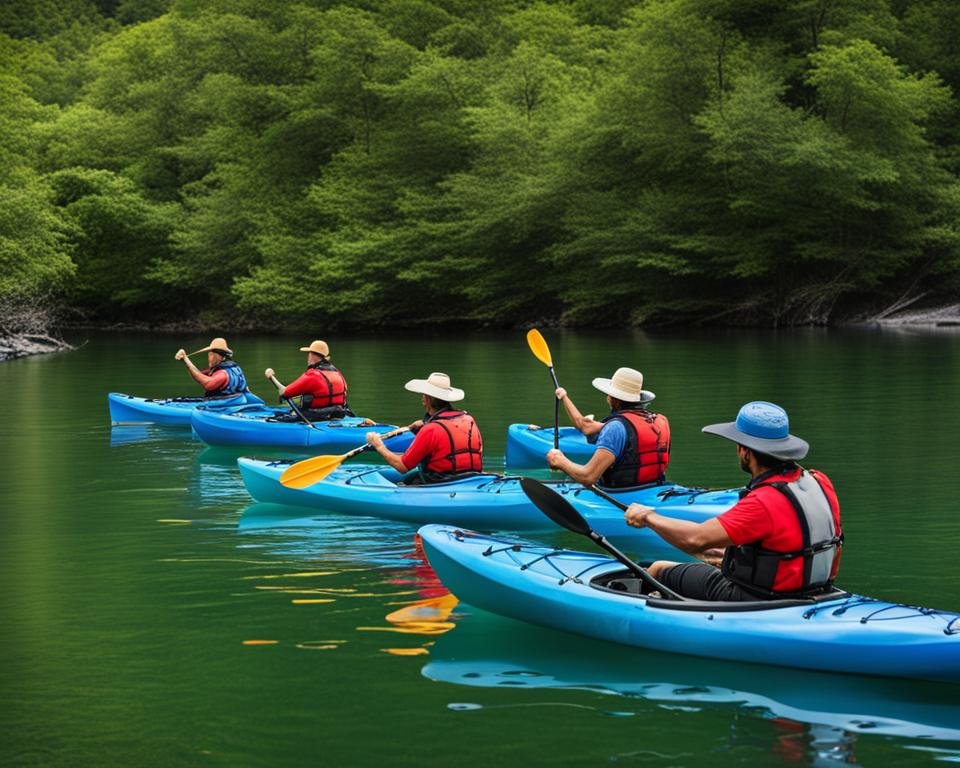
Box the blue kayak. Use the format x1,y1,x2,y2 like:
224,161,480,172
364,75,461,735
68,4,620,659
424,610,960,741
504,423,596,468
418,525,960,683
237,458,739,556
192,406,415,452
107,390,264,426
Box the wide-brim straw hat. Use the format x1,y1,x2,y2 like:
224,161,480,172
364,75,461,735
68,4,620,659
404,372,465,402
591,367,655,404
198,337,232,356
702,401,809,460
299,340,330,356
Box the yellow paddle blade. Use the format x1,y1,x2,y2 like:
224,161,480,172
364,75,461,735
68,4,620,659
279,453,346,489
526,328,553,367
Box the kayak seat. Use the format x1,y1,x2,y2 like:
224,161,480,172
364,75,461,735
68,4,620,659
585,481,672,495
590,570,849,611
400,471,487,486
267,406,353,423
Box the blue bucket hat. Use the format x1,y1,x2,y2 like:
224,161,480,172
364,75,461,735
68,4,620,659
702,401,809,460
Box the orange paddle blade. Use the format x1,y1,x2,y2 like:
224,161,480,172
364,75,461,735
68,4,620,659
526,328,553,367
279,454,346,489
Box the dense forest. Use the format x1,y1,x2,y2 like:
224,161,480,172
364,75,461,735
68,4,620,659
2,0,960,329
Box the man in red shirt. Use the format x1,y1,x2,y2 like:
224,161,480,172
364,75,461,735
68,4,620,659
264,339,354,421
174,337,248,397
624,401,842,601
366,372,483,484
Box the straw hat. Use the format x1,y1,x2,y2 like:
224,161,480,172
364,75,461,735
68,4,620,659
198,337,232,356
591,367,655,404
702,401,809,460
299,340,330,357
404,372,465,402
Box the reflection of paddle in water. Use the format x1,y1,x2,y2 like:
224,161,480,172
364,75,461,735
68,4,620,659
358,534,460,654
356,593,459,637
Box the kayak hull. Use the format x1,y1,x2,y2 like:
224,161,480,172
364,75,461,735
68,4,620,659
107,391,264,426
192,407,414,452
505,423,596,468
418,525,960,683
236,458,739,553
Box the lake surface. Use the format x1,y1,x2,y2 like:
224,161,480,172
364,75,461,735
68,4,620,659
2,329,959,767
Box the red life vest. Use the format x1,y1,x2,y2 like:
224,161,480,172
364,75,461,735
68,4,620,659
721,468,843,597
600,409,671,487
418,409,483,474
298,363,347,409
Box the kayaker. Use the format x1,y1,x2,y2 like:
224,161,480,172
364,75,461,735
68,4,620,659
547,367,670,488
624,401,843,601
174,337,249,398
264,339,357,422
365,372,483,484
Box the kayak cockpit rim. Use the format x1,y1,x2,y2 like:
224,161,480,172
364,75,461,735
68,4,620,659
590,569,850,612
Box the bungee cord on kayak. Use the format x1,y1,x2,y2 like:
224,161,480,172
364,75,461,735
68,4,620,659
802,596,960,634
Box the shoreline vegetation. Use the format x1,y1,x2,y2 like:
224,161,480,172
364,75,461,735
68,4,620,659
2,300,959,362
3,1,960,333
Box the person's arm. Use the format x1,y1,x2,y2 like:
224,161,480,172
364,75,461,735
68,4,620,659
175,349,227,391
624,507,732,556
555,387,602,435
264,367,287,396
366,431,409,472
368,426,435,474
546,446,616,485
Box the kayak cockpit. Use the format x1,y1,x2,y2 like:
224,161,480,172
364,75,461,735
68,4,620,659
590,569,849,611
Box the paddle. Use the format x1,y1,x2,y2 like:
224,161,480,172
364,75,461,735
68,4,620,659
519,477,684,600
279,427,411,489
283,395,320,430
526,329,560,449
585,484,628,511
264,370,319,431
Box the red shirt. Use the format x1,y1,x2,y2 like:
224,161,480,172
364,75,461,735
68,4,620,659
717,468,841,592
200,368,229,392
282,368,347,406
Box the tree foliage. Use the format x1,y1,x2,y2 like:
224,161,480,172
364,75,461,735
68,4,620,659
1,0,959,326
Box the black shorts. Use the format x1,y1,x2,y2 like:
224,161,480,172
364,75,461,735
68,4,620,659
659,562,760,602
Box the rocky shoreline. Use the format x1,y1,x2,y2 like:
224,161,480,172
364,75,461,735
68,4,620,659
864,303,960,328
0,334,74,362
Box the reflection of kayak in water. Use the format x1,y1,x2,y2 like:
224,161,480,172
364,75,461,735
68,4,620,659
236,503,426,569
423,609,960,742
419,525,960,683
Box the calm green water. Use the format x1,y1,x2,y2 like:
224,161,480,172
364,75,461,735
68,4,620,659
2,329,959,767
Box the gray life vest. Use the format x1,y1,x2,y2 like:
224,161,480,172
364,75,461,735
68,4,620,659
721,469,842,597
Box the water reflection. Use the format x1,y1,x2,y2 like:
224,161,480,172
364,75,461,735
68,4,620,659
424,608,960,760
236,502,424,569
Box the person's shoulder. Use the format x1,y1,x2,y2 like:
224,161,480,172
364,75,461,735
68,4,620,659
600,416,626,431
807,468,836,492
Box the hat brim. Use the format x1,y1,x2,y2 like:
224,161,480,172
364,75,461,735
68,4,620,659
199,345,232,356
404,379,465,402
592,378,655,404
702,422,809,460
299,347,329,355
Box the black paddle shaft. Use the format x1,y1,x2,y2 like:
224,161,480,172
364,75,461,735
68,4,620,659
518,477,684,600
587,530,683,600
284,395,319,430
